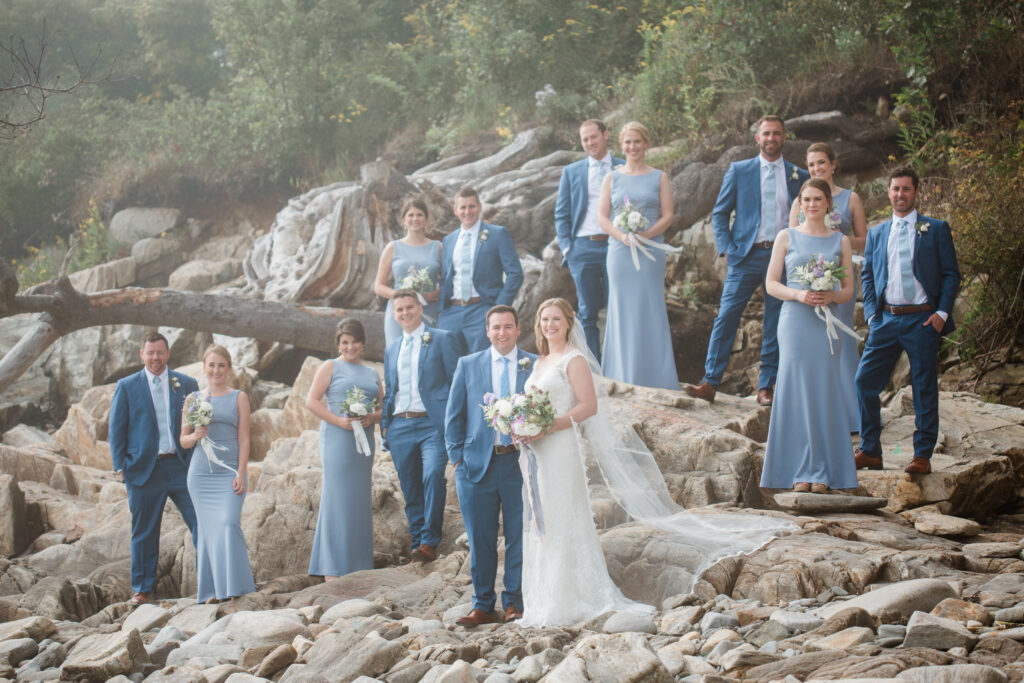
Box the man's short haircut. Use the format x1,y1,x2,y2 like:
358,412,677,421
143,331,169,349
454,187,480,203
580,118,607,133
755,114,784,131
486,305,518,326
392,289,422,305
889,165,920,189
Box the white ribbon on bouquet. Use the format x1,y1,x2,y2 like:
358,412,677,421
351,421,373,456
813,304,862,355
199,436,238,475
416,292,436,326
624,232,682,270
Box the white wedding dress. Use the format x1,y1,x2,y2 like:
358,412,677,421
517,326,797,628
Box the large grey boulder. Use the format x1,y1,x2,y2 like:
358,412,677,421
168,258,243,292
902,610,979,650
59,628,148,681
544,633,672,683
109,207,182,242
0,474,28,557
817,579,958,624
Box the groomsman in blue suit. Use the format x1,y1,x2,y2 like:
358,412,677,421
445,305,536,625
382,290,464,562
109,331,199,606
554,119,625,361
854,167,960,475
439,188,524,353
685,115,809,405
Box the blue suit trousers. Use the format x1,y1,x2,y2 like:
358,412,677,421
439,302,489,353
702,248,781,390
856,310,940,460
387,415,447,548
454,450,523,612
567,238,608,361
125,456,197,594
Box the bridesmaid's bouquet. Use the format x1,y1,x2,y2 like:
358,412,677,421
481,388,556,439
612,195,681,270
789,253,859,354
183,392,236,474
332,386,379,456
398,266,435,293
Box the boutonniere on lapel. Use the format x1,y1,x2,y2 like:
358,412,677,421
518,357,532,371
789,166,800,181
169,376,181,390
421,331,432,346
478,229,490,243
915,221,929,235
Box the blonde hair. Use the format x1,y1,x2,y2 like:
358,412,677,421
619,120,650,145
534,298,576,356
201,344,233,368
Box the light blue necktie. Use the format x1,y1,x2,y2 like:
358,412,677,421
896,219,916,300
458,230,473,300
762,164,777,237
150,375,173,454
596,159,609,182
396,334,413,413
499,357,512,447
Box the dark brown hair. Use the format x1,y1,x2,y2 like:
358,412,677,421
142,331,169,349
400,197,429,221
806,142,838,173
335,318,366,347
486,305,518,326
755,114,784,132
580,118,607,133
453,187,480,203
799,178,835,213
392,289,422,305
889,165,920,189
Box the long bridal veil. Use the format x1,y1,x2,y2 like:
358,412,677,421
566,321,796,588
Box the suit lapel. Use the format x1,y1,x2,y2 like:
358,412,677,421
416,330,429,383
877,221,892,290
138,370,158,429
514,350,530,393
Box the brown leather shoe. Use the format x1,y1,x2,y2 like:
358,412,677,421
456,608,498,626
129,592,150,606
411,544,437,562
756,388,774,406
684,381,716,403
904,457,932,474
854,449,883,470
503,605,523,623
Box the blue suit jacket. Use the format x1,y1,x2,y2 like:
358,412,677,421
861,214,960,335
712,156,809,263
439,222,524,311
554,155,626,265
444,347,537,483
109,368,199,487
381,326,464,440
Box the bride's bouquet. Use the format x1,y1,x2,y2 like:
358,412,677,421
481,388,556,439
398,265,435,293
332,386,379,456
183,392,236,474
789,253,859,354
612,195,681,270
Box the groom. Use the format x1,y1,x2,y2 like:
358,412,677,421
445,305,536,625
109,331,199,605
854,167,960,475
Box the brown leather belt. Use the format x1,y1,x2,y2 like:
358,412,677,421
157,452,176,460
395,411,429,419
451,297,482,306
583,234,609,242
752,241,774,249
883,303,933,315
493,444,519,455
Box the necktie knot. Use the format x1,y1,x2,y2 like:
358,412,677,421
152,375,161,387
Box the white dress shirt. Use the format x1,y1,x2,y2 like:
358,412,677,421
395,323,427,412
884,210,948,320
490,345,518,446
757,155,789,243
579,152,612,238
451,220,481,300
144,367,175,452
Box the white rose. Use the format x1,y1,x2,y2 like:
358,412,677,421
349,403,368,416
523,423,542,437
627,212,643,230
496,418,511,434
496,400,513,417
811,277,831,292
513,394,528,408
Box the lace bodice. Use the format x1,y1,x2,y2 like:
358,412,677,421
525,349,585,414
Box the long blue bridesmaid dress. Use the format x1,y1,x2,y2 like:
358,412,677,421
384,240,441,346
187,390,257,603
601,170,679,389
760,230,858,489
308,360,380,576
832,189,860,432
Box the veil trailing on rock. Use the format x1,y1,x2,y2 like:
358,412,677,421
565,320,797,587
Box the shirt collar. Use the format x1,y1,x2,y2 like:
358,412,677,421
403,322,426,341
759,154,784,169
144,367,168,383
459,219,481,236
490,346,518,364
892,209,918,227
589,152,612,167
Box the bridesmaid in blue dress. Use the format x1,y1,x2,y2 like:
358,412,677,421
597,121,679,390
181,345,256,603
762,179,857,493
374,198,442,346
305,319,383,578
790,143,867,432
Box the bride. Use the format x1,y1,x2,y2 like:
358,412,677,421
515,297,795,627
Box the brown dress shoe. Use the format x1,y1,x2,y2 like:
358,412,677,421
129,592,150,606
503,605,523,623
853,449,883,470
456,608,498,626
756,388,774,406
904,457,932,474
684,381,716,403
411,544,437,562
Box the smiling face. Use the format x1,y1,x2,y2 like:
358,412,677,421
888,175,918,217
403,205,427,233
579,122,609,161
538,304,570,346
620,128,648,162
393,295,423,333
806,150,836,182
337,333,364,363
454,195,481,229
203,351,231,386
140,339,170,376
800,184,831,220
486,311,520,356
755,119,785,160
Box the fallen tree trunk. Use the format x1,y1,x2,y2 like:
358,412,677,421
0,261,384,396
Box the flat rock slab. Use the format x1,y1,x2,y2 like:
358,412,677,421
774,492,887,514
818,579,957,623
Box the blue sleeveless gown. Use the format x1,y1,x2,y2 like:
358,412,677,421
601,170,679,390
384,240,441,346
760,230,858,489
187,390,256,602
308,360,380,576
831,190,860,432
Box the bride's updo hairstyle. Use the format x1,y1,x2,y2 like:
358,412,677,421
534,297,575,357
619,120,650,145
799,177,834,214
